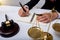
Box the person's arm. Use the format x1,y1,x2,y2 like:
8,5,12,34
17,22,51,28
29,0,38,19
25,0,40,10
18,0,40,17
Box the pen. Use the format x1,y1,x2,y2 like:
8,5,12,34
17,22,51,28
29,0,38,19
19,2,26,12
36,14,43,16
30,13,35,22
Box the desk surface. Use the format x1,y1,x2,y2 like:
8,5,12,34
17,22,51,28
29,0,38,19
0,6,60,40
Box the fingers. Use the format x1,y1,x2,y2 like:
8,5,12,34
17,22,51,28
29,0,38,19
37,13,51,23
18,8,25,17
18,6,29,17
42,18,50,23
37,15,46,20
37,16,50,23
24,7,29,15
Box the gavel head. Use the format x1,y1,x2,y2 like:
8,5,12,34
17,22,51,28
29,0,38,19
28,26,44,39
1,20,14,30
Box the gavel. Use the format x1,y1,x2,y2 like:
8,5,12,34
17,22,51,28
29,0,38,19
1,14,20,38
1,14,14,30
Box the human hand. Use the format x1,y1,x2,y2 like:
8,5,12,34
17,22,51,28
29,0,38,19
18,5,29,17
36,12,58,23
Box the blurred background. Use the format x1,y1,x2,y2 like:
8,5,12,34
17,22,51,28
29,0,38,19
0,0,45,8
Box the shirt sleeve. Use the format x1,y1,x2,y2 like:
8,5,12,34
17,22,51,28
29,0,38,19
57,13,60,19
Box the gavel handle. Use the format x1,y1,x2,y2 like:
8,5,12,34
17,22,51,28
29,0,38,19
5,14,8,21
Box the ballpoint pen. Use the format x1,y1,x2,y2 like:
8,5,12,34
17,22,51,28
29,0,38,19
19,2,26,12
30,13,35,22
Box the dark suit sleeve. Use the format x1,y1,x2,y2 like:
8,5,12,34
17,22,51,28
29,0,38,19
55,0,60,13
25,0,40,10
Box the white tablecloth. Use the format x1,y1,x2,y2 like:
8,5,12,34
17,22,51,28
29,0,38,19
0,6,60,40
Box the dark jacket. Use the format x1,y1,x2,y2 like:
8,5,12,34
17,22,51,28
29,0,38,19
26,0,60,12
25,0,40,10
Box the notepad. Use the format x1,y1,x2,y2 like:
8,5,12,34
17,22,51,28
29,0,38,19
15,12,35,23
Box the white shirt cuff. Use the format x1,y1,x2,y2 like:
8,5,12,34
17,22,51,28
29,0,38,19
24,5,29,9
57,13,60,19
